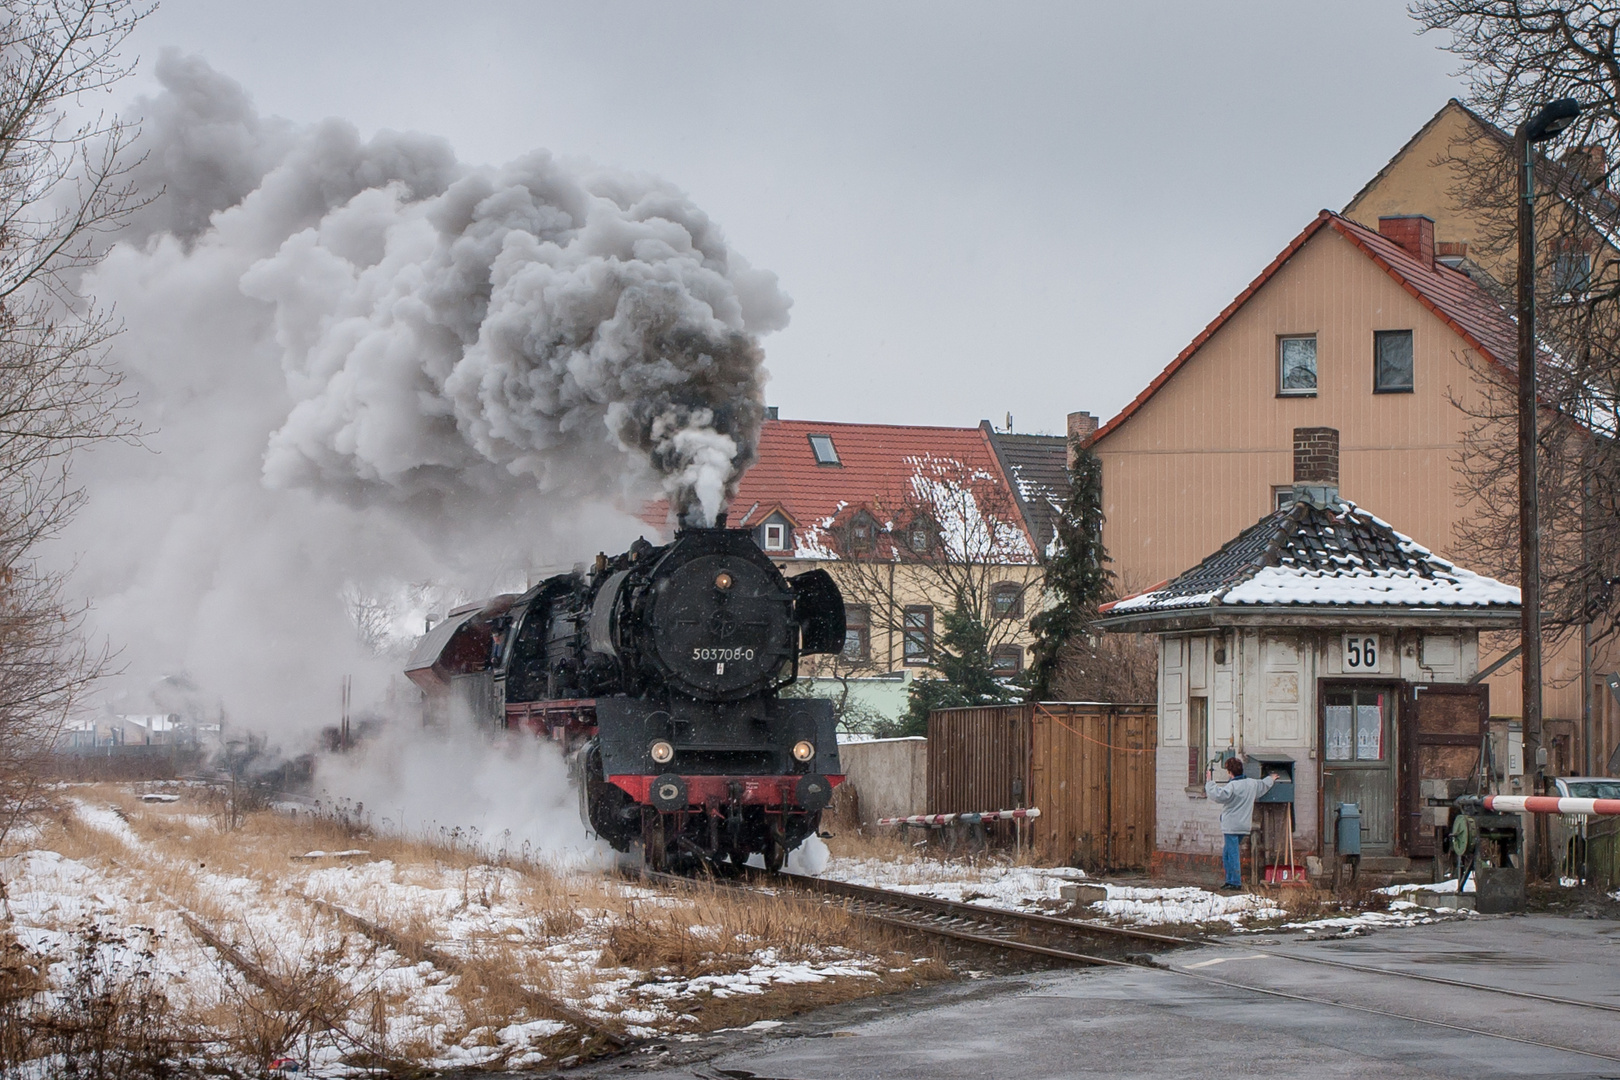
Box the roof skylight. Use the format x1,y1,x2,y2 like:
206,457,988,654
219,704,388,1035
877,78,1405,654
808,433,840,465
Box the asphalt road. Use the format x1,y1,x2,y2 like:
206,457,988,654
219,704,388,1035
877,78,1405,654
580,914,1620,1080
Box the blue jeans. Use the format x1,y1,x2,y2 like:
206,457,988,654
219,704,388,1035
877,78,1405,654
1222,833,1243,887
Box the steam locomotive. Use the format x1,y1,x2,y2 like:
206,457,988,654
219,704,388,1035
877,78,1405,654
404,521,847,868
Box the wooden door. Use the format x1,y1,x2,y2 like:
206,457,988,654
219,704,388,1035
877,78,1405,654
1401,683,1488,857
1322,683,1399,856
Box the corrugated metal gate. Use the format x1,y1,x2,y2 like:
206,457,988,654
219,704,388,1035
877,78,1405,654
928,703,1157,869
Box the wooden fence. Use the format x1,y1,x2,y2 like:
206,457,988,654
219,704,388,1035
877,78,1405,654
927,702,1157,870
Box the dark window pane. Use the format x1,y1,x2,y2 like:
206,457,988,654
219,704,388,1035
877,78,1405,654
990,583,1023,618
1374,330,1413,392
1280,337,1317,393
1555,252,1591,295
903,605,932,663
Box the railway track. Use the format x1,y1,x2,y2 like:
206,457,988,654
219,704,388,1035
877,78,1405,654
632,867,1620,1065
296,893,630,1056
753,870,1189,965
632,865,1185,970
176,890,628,1064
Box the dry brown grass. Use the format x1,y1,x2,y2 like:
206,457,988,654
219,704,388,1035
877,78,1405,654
1246,881,1394,924
18,783,952,1066
829,821,1061,870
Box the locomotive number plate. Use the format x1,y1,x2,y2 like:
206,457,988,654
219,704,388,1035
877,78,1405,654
692,647,755,661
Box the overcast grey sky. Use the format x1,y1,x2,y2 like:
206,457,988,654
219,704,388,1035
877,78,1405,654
122,2,1464,436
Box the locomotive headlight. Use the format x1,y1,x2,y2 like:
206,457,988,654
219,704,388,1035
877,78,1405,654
792,740,816,762
714,571,734,591
649,740,675,764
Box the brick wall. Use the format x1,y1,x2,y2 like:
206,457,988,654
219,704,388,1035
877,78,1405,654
1292,427,1339,485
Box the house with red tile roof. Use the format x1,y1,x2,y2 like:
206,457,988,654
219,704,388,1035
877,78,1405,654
1083,207,1594,798
1340,101,1620,778
715,417,1047,681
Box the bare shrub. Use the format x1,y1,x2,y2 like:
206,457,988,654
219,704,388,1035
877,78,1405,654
0,926,44,1071
207,918,380,1071
5,921,185,1079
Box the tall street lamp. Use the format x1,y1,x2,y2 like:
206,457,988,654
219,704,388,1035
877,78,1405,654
1515,96,1580,876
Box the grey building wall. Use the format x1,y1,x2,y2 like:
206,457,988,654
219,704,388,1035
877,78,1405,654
839,737,928,826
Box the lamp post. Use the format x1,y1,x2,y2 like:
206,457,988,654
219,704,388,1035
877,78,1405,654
1515,96,1580,877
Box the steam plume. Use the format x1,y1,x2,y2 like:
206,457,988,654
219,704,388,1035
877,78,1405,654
249,148,786,524
50,53,789,739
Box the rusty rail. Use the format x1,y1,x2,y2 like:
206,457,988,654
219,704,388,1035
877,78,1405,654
298,893,628,1053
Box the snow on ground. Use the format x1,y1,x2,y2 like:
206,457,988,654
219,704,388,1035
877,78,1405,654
4,789,929,1074
1092,884,1282,927
815,854,1474,935
1380,878,1476,895
811,856,1087,910
2,843,233,1024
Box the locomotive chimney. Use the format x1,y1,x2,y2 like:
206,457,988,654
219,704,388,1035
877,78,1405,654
715,511,727,529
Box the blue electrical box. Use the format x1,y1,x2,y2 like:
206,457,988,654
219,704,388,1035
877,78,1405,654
1244,754,1295,803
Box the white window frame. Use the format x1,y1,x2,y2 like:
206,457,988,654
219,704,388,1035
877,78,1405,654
1278,335,1318,397
763,522,787,551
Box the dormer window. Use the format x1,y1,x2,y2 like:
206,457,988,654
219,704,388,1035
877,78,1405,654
904,516,935,553
808,434,840,466
757,510,794,552
843,510,878,554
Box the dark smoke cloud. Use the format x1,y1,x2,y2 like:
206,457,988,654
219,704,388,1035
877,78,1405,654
50,53,788,737
129,49,786,523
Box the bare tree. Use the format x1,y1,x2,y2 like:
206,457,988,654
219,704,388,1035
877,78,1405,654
0,0,150,843
1411,2,1620,651
811,453,1041,676
1046,628,1159,704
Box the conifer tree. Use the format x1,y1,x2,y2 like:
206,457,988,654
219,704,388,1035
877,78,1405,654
1023,441,1112,701
900,598,1015,736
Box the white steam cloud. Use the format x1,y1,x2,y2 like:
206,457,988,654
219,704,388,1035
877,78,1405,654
49,52,789,754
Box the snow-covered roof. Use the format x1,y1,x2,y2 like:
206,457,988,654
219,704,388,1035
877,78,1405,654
984,429,1068,555
651,418,1040,564
1095,498,1520,630
117,714,179,732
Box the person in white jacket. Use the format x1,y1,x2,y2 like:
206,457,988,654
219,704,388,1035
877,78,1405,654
1206,756,1277,891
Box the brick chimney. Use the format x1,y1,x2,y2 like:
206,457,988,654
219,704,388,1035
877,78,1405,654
1292,426,1339,507
1066,410,1098,467
1378,215,1435,267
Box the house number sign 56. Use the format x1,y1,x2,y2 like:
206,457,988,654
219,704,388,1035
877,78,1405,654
1343,634,1381,670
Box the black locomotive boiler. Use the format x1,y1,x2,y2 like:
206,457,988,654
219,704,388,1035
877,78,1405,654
404,521,848,868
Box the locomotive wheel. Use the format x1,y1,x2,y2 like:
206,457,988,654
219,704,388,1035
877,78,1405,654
644,814,667,871
765,833,785,873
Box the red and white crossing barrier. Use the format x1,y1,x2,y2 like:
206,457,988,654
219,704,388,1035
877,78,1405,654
1466,795,1620,816
877,808,1041,827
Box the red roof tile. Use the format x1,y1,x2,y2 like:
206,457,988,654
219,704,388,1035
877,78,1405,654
1090,210,1521,446
647,419,1038,562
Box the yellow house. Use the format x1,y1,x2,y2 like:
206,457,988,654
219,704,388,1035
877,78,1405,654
719,418,1048,684
1086,207,1600,775
1343,98,1618,289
